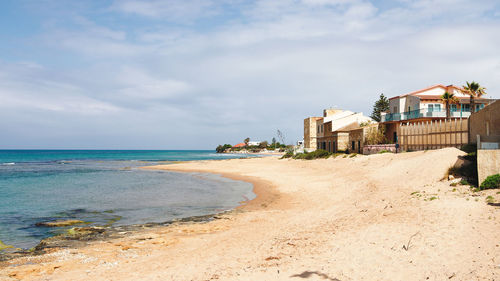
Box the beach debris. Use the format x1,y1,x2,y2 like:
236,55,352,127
265,256,280,261
402,232,420,251
35,220,85,227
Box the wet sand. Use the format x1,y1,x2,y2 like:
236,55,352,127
1,148,500,280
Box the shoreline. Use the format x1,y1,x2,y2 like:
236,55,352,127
143,164,281,212
0,166,276,262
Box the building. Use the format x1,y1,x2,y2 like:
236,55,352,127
233,143,246,148
347,123,379,154
304,108,373,153
303,117,323,151
247,141,261,146
381,84,493,143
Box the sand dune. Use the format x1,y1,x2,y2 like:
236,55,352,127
1,148,499,280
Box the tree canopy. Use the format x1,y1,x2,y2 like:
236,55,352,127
370,94,389,122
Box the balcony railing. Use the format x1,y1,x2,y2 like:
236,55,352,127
381,108,471,122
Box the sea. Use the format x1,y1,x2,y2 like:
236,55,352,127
0,150,257,250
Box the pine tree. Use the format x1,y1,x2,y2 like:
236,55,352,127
370,94,389,122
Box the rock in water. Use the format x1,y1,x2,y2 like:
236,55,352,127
35,220,85,227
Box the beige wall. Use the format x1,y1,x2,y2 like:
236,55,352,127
477,150,500,186
323,108,343,117
304,117,322,150
337,133,349,152
469,100,500,144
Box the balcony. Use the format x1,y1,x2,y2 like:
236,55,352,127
381,108,471,122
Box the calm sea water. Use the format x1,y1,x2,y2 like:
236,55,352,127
0,150,256,249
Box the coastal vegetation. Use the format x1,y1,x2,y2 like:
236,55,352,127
370,93,390,122
461,81,486,113
480,174,500,190
440,91,459,118
216,144,232,153
282,149,357,160
215,138,288,153
365,125,388,145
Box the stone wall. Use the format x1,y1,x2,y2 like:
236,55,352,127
363,144,397,155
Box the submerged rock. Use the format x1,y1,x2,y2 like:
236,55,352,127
0,240,14,251
35,220,86,227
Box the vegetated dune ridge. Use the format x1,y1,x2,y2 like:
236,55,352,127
1,148,499,280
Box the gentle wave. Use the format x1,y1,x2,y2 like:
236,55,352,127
2,162,15,166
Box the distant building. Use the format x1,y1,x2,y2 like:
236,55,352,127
304,108,373,153
248,141,261,146
233,143,247,148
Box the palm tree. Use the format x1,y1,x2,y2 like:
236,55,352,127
441,91,459,118
461,81,486,113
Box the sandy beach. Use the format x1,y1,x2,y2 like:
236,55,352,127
1,148,499,280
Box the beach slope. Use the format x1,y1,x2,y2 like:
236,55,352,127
1,148,499,280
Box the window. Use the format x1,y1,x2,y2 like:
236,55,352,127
351,141,355,150
428,104,441,112
451,104,457,112
393,106,397,113
462,104,470,112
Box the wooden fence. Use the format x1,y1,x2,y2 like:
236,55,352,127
399,118,468,151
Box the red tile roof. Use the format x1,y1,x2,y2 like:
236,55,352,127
233,143,247,148
388,84,465,100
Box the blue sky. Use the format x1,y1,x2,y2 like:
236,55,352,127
1,0,499,149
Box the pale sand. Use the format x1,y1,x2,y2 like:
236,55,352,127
1,148,500,280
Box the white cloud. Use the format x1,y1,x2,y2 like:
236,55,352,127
111,0,218,22
1,0,499,148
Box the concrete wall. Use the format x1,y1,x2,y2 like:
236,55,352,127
477,149,500,186
469,99,500,144
389,98,399,114
406,95,421,111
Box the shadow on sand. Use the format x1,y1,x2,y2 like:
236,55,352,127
290,271,341,280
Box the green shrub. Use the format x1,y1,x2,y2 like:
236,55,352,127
291,149,331,160
378,150,391,154
480,174,500,190
460,143,477,154
280,151,293,159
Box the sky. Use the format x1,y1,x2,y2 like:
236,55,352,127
0,0,499,149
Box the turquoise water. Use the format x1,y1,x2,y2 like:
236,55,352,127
0,150,256,249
